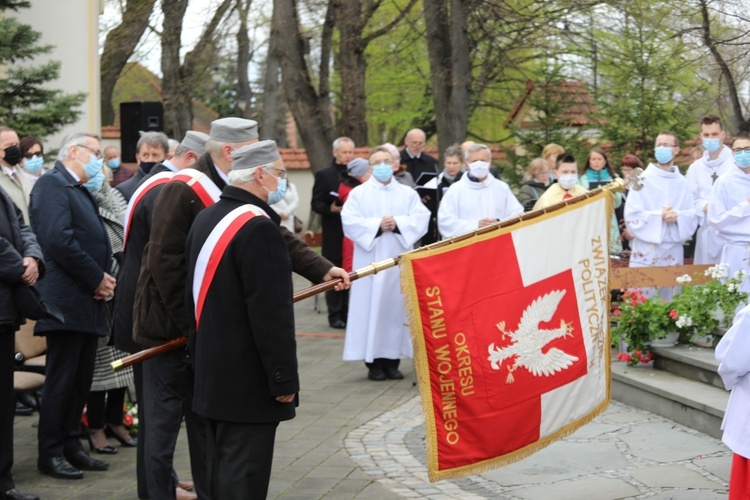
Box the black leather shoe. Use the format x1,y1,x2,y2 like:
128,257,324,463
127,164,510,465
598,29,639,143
14,402,32,416
64,449,109,471
385,367,404,380
0,488,40,500
17,392,38,410
37,456,83,479
329,319,346,329
368,366,386,381
105,424,137,447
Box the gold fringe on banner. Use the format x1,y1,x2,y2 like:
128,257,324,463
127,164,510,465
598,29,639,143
400,188,616,483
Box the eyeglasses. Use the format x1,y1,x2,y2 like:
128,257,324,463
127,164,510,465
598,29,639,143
655,143,676,148
265,166,287,180
24,152,42,160
77,144,102,159
733,147,750,154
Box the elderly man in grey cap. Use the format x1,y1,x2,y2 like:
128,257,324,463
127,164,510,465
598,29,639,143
134,124,350,499
185,139,300,498
112,129,209,500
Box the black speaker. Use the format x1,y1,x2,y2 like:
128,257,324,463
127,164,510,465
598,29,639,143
120,101,164,163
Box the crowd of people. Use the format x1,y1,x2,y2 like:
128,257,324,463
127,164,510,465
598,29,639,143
0,111,749,498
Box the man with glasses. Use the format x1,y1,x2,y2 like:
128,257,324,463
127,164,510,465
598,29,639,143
708,131,750,297
686,115,734,264
624,131,698,300
185,140,299,498
29,133,115,480
0,127,33,223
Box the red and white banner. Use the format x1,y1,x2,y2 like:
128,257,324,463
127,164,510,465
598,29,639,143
171,168,222,207
400,191,613,482
192,204,268,328
123,171,173,248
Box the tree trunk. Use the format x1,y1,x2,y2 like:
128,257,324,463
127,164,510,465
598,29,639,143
160,0,191,139
423,0,471,156
274,0,335,173
698,0,749,132
100,0,157,126
235,0,253,118
335,0,367,145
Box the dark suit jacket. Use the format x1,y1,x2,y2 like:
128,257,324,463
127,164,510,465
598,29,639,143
29,162,111,335
400,149,439,183
133,154,333,346
311,160,346,263
0,186,44,329
186,186,298,424
112,163,173,353
114,162,156,201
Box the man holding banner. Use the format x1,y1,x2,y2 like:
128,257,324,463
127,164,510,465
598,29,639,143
342,146,430,381
185,140,298,498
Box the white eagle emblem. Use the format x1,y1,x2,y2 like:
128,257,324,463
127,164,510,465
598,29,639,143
487,290,578,384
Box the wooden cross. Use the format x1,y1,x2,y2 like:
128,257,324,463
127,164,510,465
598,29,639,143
711,171,718,184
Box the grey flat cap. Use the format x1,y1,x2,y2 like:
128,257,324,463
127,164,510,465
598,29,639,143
181,131,209,154
210,117,259,143
231,140,281,171
347,158,369,179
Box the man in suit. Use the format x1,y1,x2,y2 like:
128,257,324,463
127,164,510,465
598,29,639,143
112,131,207,500
114,131,169,201
0,127,33,224
0,185,44,500
311,137,355,328
185,140,298,498
29,133,114,480
400,128,440,244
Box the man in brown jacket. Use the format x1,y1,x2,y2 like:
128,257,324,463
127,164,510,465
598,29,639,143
133,117,349,499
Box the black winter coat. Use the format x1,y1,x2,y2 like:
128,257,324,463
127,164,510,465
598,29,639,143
186,187,298,424
0,187,44,329
310,160,347,263
29,163,111,335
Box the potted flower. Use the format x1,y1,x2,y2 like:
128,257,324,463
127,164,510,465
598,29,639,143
670,265,747,345
612,289,676,366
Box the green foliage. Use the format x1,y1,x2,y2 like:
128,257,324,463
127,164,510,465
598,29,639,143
612,289,673,366
594,0,708,162
0,9,84,138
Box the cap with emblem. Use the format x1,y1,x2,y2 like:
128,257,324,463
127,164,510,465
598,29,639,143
209,117,259,143
181,131,209,154
231,140,280,171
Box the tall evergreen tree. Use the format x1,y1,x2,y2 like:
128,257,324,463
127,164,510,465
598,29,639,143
0,0,85,138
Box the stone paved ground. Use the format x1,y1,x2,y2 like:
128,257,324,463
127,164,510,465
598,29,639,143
7,274,734,498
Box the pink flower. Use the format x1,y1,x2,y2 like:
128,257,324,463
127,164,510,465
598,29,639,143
669,309,678,320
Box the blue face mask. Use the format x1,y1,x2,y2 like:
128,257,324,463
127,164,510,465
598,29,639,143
654,147,674,165
702,138,721,154
79,156,104,180
735,151,750,168
107,158,121,170
83,170,105,192
372,163,393,182
266,177,287,205
24,155,43,174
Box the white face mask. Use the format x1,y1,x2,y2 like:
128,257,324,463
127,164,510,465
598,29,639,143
469,160,490,180
558,173,578,190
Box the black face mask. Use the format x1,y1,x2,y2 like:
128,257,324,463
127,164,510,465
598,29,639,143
3,145,21,166
140,161,157,174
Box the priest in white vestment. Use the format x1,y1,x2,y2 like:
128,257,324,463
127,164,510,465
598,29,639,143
685,115,734,264
341,146,430,381
437,143,523,238
707,132,750,297
625,132,698,300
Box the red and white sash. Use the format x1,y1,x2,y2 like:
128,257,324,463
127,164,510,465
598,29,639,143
123,172,174,248
170,168,222,208
192,204,269,329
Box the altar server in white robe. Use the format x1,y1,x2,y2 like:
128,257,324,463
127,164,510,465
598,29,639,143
708,131,750,296
686,115,734,264
341,146,430,381
437,143,523,238
625,131,698,300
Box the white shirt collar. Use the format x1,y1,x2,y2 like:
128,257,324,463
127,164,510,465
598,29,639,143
162,159,178,173
214,165,229,184
406,148,420,160
2,166,15,177
65,166,81,183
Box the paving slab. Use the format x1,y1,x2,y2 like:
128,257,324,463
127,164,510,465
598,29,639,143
629,463,722,489
619,421,727,462
511,476,640,500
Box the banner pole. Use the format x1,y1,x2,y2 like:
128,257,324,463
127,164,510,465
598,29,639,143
112,179,626,371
